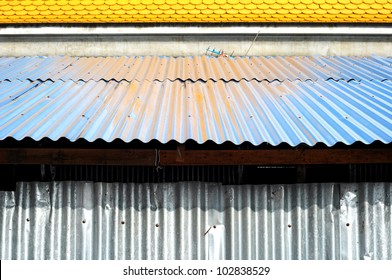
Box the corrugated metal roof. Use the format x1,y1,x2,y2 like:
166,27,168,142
0,79,391,146
0,56,391,83
1,181,391,260
0,55,391,146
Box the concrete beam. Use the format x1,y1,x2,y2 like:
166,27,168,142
0,25,390,56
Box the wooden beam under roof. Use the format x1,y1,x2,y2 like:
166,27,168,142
0,148,391,166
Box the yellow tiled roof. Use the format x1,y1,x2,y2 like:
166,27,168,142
0,0,391,23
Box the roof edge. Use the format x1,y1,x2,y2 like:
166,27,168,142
1,24,392,37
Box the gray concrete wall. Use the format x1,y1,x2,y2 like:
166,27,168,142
0,35,391,56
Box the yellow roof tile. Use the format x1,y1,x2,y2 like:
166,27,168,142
1,5,13,11
320,3,332,8
3,10,16,16
139,9,151,14
36,5,48,11
371,3,384,8
0,0,388,23
296,3,308,8
347,3,358,9
86,5,99,10
31,1,45,5
89,9,102,15
77,10,89,15
214,8,226,13
15,10,28,15
177,8,189,13
282,3,295,8
233,3,245,8
245,3,257,8
290,8,302,13
163,8,175,14
227,8,239,13
365,7,379,12
353,8,366,13
134,4,147,10
251,8,266,13
358,3,370,8
151,8,163,13
110,5,123,10
195,3,208,8
188,8,201,13
308,3,320,8
334,3,346,8
221,3,232,8
170,3,183,9
270,3,282,8
341,8,353,13
53,10,65,15
239,8,252,13
183,3,195,8
327,8,340,13
27,10,40,15
379,8,391,13
256,3,269,8
9,0,20,6
208,3,220,8
158,3,171,9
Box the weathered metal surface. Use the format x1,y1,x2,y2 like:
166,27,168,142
0,79,391,146
0,181,390,260
0,56,391,83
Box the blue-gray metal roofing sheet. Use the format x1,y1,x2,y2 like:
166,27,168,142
0,56,391,146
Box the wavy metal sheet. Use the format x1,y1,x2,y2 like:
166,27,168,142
0,79,391,146
0,55,391,83
0,181,390,260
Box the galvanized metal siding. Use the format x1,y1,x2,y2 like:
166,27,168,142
0,56,391,82
1,79,391,146
1,181,391,260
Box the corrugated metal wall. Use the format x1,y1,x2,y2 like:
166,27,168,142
0,181,391,260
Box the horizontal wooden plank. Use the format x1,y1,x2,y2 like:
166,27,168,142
0,148,156,166
160,149,392,165
0,148,391,166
